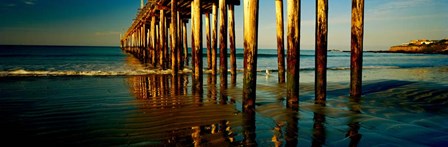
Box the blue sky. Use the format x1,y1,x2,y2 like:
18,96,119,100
0,0,446,50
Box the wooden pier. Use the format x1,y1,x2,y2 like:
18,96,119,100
120,0,365,109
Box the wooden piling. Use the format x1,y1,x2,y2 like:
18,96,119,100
183,21,189,66
315,0,328,105
211,2,218,75
151,15,157,66
243,0,259,111
192,0,203,93
219,0,228,90
350,0,364,98
286,0,300,106
177,11,183,70
229,3,237,85
276,0,286,83
159,10,166,69
171,0,178,76
205,12,212,70
191,3,195,71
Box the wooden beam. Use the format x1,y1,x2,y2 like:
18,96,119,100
219,0,228,90
159,10,166,69
192,0,203,93
183,21,189,67
243,0,259,111
228,3,236,85
276,0,285,83
350,0,364,98
286,0,300,107
171,0,179,77
151,15,157,66
205,12,212,70
211,2,218,75
315,0,328,105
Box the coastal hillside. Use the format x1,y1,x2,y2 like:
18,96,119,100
390,39,448,54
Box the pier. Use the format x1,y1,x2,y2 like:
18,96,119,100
120,0,365,109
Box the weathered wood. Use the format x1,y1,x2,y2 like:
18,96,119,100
192,0,203,93
191,3,195,72
177,11,183,70
205,12,212,70
171,0,179,76
159,10,166,69
243,0,259,111
228,3,236,85
286,0,300,106
183,21,189,67
350,0,364,98
151,15,157,66
276,0,285,83
211,2,218,75
219,0,228,90
315,0,328,105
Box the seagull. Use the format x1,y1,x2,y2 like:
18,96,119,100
265,68,271,76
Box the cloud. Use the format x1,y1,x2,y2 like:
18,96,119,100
369,0,432,17
95,31,121,36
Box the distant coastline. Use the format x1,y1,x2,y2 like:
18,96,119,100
388,39,448,54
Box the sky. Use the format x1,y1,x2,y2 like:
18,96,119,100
0,0,446,50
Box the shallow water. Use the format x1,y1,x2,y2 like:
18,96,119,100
1,72,448,146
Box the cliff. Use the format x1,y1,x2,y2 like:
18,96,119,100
389,39,448,54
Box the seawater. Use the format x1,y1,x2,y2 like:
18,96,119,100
1,45,448,146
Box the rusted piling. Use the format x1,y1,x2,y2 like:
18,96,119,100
286,0,300,106
350,0,364,98
315,0,328,105
219,0,228,90
276,0,285,83
243,0,259,111
211,2,218,75
192,0,203,93
229,3,237,85
205,12,212,70
171,0,178,76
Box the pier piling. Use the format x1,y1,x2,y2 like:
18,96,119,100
192,0,203,93
205,12,212,70
211,2,218,75
219,0,228,90
315,0,328,105
350,0,364,98
243,0,259,111
171,0,178,76
286,0,300,107
229,3,237,85
276,0,285,83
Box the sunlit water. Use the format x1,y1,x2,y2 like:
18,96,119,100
1,45,448,146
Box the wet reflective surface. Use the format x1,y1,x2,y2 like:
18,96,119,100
2,71,448,146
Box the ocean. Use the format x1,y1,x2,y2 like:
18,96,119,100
1,45,448,146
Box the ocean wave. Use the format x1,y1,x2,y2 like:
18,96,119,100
0,69,193,77
0,66,401,77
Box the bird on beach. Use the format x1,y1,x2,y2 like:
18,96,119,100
265,68,271,76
